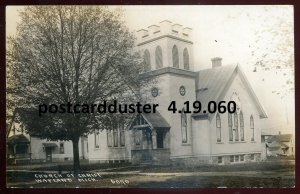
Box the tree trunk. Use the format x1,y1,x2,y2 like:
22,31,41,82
72,137,81,176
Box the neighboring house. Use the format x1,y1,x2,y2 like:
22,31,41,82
30,136,88,163
266,133,295,156
7,134,31,164
7,132,88,164
87,21,268,165
261,130,273,160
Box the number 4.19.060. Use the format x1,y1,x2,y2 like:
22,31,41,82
167,101,236,114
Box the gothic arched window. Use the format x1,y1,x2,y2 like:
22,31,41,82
113,123,118,147
216,113,221,142
107,129,112,147
172,45,179,68
250,115,254,141
183,48,189,70
155,46,163,69
95,130,100,148
119,121,125,147
143,49,151,71
240,111,244,141
234,112,239,141
228,113,233,141
181,108,187,143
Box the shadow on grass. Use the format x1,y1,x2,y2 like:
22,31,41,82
106,160,295,173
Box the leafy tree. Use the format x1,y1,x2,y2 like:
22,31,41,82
7,6,148,175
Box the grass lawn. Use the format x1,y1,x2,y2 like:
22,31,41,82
104,160,295,173
6,159,295,188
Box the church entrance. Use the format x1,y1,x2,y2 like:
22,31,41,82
156,130,164,148
130,113,171,164
136,127,153,150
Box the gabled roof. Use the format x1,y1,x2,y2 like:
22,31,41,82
193,64,267,119
261,131,272,136
128,111,171,130
267,141,289,148
267,134,293,143
7,134,30,144
142,112,171,129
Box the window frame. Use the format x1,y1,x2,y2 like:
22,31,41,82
234,112,239,141
172,45,179,68
120,122,125,147
155,46,163,69
135,130,141,146
250,115,254,141
151,87,158,97
230,155,234,163
234,155,239,162
183,48,190,70
143,49,151,71
179,86,186,96
240,155,244,162
113,126,118,147
181,108,188,143
228,113,233,141
87,141,89,153
251,154,255,160
216,113,221,142
240,111,244,141
95,130,100,148
217,156,223,164
107,129,112,147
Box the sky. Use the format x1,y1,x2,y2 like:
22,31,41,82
6,5,295,134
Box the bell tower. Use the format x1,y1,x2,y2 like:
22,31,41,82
136,21,197,159
136,20,194,71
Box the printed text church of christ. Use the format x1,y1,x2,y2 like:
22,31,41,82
8,21,268,165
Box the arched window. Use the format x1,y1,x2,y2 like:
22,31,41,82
234,112,239,141
95,130,100,148
183,48,189,70
240,111,244,141
113,123,118,147
228,113,233,141
172,45,179,68
119,122,125,147
134,130,140,145
216,113,221,142
107,129,112,147
181,108,187,143
250,115,254,141
155,46,163,69
143,49,151,71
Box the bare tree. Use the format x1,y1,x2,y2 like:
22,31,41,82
7,6,148,175
223,6,293,98
246,6,294,98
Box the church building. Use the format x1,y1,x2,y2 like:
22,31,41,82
86,20,268,165
7,20,268,165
